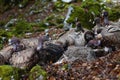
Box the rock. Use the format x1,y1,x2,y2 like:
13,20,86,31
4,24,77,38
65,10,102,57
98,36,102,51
29,65,47,80
18,4,23,8
0,65,20,80
63,6,74,30
9,48,39,69
4,19,18,28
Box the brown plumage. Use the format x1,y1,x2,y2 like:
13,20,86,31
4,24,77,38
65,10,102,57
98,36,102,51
0,54,5,65
9,48,39,69
84,31,95,44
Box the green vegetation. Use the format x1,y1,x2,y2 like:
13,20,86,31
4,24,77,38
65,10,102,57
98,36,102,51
0,29,13,49
29,65,47,80
54,1,70,12
0,0,29,13
11,20,33,37
0,65,20,80
67,0,106,29
45,14,64,28
109,5,120,21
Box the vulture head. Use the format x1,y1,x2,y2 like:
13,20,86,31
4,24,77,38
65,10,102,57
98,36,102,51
8,37,24,52
36,35,50,51
84,31,95,44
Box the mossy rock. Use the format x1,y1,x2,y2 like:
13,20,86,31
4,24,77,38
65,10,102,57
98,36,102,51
0,65,20,80
29,65,47,80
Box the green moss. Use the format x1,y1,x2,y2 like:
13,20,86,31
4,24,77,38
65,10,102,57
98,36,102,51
0,29,13,38
53,1,69,12
11,20,33,37
45,14,55,21
0,0,29,13
67,0,107,29
62,64,69,70
38,21,48,28
57,24,64,28
0,65,20,80
67,5,93,29
109,6,120,21
21,0,28,7
29,65,47,80
81,1,103,15
0,29,14,49
45,14,64,27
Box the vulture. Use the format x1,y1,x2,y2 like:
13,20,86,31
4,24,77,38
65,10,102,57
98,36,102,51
0,54,5,65
102,11,109,26
57,28,86,47
75,21,85,33
36,36,65,65
84,30,95,44
100,25,120,49
0,46,14,64
9,35,50,68
0,37,40,68
9,48,39,69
